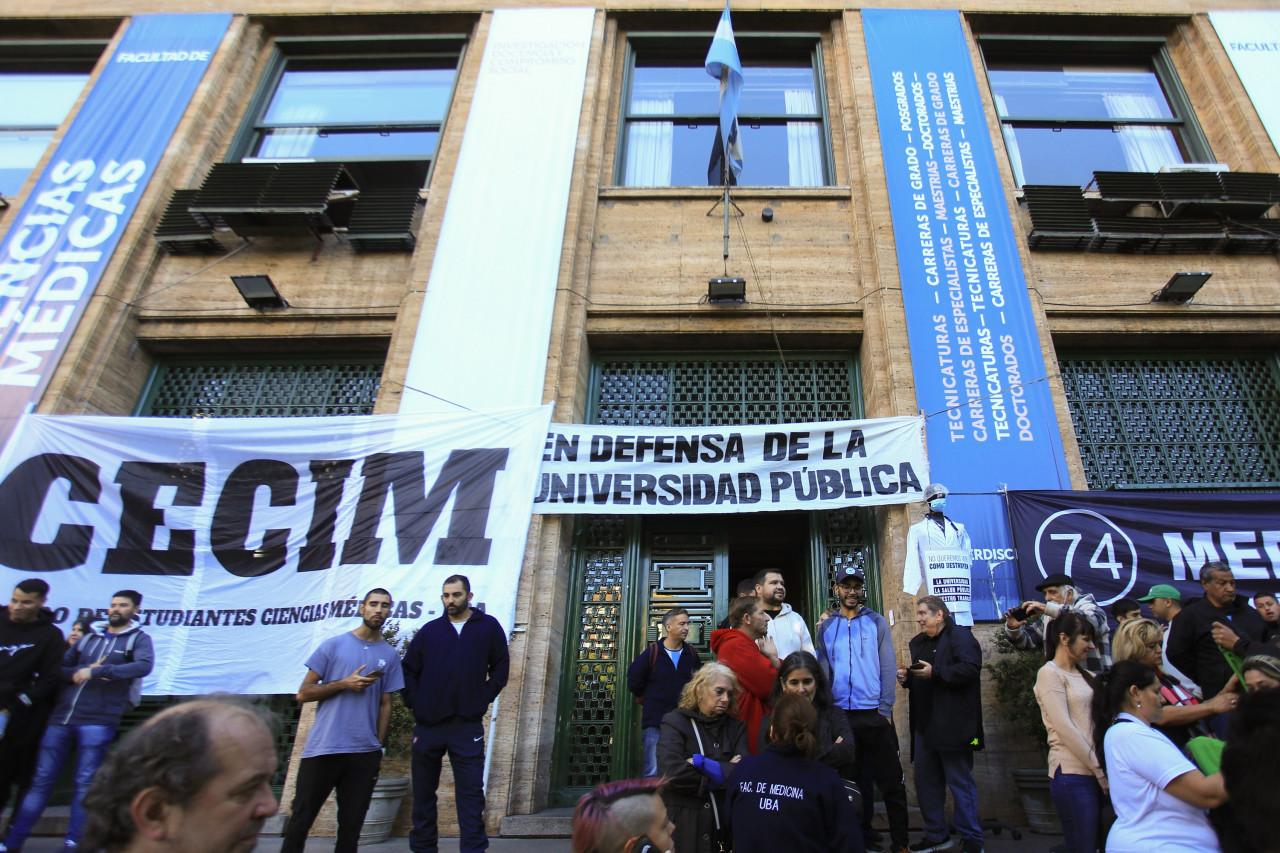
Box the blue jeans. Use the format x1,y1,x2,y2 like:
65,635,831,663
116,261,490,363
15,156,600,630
913,732,982,844
1049,768,1102,853
642,727,660,777
3,723,116,849
410,720,487,853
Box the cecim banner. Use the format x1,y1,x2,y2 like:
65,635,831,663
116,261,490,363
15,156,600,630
0,14,231,450
0,405,552,694
1007,490,1280,607
863,10,1072,619
532,416,927,514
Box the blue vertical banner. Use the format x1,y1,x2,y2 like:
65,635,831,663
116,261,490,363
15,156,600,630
0,14,231,450
863,9,1071,619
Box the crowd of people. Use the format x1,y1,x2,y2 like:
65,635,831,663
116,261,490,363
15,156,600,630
592,555,1280,853
0,575,508,853
4,528,1279,853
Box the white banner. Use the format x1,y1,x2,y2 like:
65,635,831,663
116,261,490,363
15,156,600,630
0,405,552,695
1209,12,1280,157
402,8,595,415
532,416,928,514
922,547,973,627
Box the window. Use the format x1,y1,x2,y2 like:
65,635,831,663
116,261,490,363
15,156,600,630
231,36,464,188
0,48,98,196
617,35,831,187
981,37,1211,188
138,358,384,418
1059,355,1280,490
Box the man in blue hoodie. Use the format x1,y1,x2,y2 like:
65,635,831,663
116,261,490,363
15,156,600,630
815,566,909,853
3,589,153,853
402,575,509,853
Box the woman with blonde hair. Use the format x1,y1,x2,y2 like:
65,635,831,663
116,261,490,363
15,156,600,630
1112,618,1237,749
657,662,750,853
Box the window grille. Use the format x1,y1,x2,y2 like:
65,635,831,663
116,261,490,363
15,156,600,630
1059,355,1280,490
140,361,382,418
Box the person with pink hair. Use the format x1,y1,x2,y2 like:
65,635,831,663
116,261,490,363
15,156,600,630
572,777,675,853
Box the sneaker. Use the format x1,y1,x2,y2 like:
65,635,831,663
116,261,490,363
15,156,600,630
908,839,954,853
959,841,984,853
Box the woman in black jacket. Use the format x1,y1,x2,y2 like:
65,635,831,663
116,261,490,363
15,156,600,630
726,693,861,853
657,662,750,853
757,651,857,781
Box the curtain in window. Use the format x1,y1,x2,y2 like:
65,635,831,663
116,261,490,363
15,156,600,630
993,95,1026,187
1103,93,1182,172
624,99,674,186
258,104,325,159
785,89,822,187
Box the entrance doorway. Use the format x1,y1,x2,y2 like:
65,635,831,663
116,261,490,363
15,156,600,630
550,508,874,804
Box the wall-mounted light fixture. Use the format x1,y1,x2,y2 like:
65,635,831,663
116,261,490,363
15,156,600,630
1152,272,1211,304
231,274,286,309
708,277,746,303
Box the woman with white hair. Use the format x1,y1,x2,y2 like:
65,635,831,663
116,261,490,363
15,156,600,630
657,661,749,853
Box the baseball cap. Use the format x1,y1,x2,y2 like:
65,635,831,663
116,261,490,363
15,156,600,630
835,566,865,585
1137,584,1182,603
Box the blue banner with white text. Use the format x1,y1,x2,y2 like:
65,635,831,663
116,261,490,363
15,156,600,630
863,9,1071,619
1008,491,1280,609
0,14,231,450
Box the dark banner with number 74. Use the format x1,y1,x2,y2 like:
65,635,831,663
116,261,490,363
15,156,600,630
1006,490,1280,608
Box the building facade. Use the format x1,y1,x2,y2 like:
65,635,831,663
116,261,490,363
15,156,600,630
2,0,1279,833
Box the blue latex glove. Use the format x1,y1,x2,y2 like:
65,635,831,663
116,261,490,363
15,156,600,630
0,711,9,739
691,753,726,788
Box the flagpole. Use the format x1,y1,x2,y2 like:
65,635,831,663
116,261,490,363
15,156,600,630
722,67,731,271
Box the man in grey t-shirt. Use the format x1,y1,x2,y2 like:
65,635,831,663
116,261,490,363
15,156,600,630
281,588,405,853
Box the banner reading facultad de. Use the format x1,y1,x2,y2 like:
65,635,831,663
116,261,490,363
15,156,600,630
533,416,927,514
1209,12,1280,158
0,405,552,694
0,14,231,451
863,10,1072,618
1007,490,1280,608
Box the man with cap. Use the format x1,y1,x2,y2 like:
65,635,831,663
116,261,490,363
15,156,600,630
903,484,974,627
1004,572,1110,674
1137,583,1200,696
816,566,910,853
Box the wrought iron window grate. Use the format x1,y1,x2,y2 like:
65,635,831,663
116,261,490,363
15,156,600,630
143,361,382,418
1058,356,1280,490
594,357,854,425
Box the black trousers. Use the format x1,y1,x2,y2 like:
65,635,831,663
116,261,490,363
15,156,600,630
846,709,910,849
281,750,382,853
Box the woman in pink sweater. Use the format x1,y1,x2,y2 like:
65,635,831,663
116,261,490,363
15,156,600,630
1033,610,1106,853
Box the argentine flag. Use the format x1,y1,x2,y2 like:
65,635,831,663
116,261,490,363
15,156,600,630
705,1,744,185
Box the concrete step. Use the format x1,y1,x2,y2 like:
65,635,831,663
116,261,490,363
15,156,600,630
499,807,574,837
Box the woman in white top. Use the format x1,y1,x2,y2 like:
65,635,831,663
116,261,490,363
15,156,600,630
1033,610,1105,853
1093,659,1227,853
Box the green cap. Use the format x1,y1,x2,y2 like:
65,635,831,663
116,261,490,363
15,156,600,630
1136,584,1181,603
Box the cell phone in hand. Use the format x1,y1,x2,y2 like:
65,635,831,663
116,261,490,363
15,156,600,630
1008,606,1029,621
366,670,385,679
909,662,926,671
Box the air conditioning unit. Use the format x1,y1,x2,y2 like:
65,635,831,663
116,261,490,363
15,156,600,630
1159,163,1230,173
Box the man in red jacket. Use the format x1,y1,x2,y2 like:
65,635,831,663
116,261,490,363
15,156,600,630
709,596,779,753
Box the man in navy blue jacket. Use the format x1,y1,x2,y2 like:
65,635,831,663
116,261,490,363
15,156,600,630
3,589,154,853
898,595,984,853
626,607,701,777
402,575,509,853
